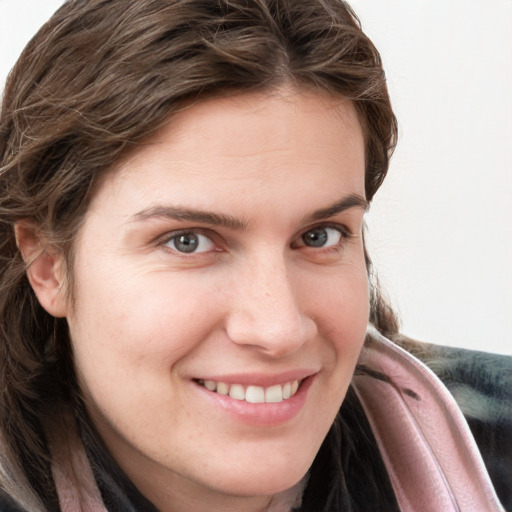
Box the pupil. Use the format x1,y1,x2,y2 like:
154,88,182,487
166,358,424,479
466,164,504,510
175,233,199,253
303,228,327,247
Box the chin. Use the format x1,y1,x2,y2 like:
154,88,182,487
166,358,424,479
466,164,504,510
204,452,312,498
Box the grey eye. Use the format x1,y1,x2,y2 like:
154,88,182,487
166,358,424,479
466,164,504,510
301,227,342,248
166,232,215,253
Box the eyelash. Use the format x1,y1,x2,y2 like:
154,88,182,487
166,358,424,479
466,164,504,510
159,229,220,255
157,224,354,256
294,224,353,251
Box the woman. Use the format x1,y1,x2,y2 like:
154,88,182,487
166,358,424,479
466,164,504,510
0,1,509,511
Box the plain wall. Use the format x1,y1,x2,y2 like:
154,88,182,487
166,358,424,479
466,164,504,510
1,0,510,354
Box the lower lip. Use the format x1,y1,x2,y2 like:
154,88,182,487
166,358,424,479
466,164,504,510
192,376,315,427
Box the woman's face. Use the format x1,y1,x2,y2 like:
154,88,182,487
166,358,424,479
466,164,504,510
65,88,368,509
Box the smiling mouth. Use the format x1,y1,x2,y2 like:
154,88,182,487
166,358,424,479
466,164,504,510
195,379,302,404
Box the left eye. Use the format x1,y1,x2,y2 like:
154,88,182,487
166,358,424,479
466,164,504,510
300,227,343,248
164,232,215,253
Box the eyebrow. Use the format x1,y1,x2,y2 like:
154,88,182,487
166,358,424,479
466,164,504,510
130,206,246,229
303,194,368,223
130,194,368,229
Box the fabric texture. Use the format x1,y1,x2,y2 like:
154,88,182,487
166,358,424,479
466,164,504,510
353,328,507,512
0,330,510,511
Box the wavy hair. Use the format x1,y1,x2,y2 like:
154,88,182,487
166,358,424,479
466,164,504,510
0,0,398,509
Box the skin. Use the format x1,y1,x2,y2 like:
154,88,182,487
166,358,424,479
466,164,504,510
24,87,369,511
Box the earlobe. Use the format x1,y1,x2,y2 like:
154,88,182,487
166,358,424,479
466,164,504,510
15,221,68,318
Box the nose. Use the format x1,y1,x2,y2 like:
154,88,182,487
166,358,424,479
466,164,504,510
225,255,318,357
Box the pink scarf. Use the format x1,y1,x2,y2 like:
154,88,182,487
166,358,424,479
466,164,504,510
50,328,505,511
353,327,505,512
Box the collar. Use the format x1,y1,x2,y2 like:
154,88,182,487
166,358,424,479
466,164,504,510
48,328,505,511
353,327,505,512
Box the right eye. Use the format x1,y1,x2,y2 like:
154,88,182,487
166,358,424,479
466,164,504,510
163,232,216,254
300,226,343,248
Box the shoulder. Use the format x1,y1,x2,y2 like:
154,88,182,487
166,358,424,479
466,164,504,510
398,335,512,510
400,336,512,425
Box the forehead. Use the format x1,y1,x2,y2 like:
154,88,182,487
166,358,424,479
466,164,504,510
88,88,365,217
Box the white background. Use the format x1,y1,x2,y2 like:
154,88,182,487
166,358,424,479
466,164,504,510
1,1,510,355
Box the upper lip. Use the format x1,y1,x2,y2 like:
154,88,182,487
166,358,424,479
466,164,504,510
192,369,318,387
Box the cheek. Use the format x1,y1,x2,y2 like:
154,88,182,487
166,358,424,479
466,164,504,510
310,261,369,335
310,262,369,378
68,269,221,395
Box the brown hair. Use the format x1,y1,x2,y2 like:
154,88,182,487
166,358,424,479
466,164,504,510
0,0,398,509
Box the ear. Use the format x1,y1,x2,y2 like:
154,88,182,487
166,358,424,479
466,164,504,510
15,221,69,318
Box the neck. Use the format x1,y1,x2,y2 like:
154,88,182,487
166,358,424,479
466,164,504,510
75,408,304,512
127,468,305,512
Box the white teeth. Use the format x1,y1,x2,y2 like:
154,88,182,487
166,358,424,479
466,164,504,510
265,384,283,403
246,385,265,404
229,384,245,401
199,378,302,403
204,380,217,391
217,382,229,395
